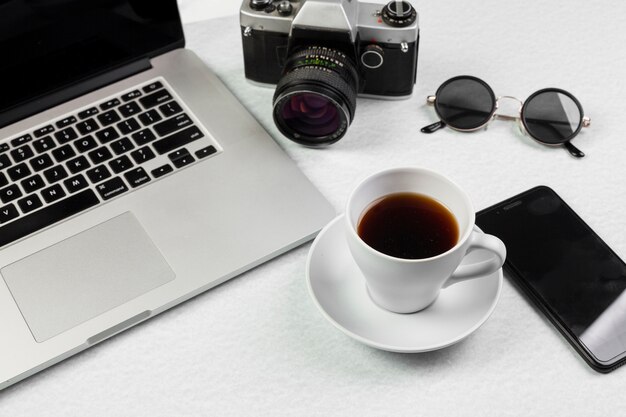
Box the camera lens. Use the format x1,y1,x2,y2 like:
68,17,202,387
277,93,342,138
273,46,358,146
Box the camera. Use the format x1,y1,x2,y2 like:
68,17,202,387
240,0,420,146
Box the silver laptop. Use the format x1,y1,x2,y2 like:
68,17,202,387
0,1,334,390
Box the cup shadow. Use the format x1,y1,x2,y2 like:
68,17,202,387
362,337,469,368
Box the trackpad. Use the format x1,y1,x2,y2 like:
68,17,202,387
2,212,175,342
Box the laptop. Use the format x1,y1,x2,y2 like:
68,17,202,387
0,1,334,390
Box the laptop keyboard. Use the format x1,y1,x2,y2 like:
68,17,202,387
0,78,220,248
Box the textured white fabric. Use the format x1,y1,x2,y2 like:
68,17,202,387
2,1,626,415
178,0,239,22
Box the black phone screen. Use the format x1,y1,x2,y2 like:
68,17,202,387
476,186,626,370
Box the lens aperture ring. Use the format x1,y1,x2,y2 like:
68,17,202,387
283,46,360,88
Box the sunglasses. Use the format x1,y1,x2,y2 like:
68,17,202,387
421,75,591,158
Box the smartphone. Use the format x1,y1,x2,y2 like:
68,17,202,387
476,186,626,372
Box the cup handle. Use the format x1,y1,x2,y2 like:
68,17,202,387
442,231,506,288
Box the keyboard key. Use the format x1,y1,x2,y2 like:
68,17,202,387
54,127,78,144
124,167,151,188
86,165,112,184
34,125,54,138
140,89,172,109
121,90,142,102
172,154,195,169
130,146,156,164
168,148,189,161
100,98,121,110
117,118,141,135
33,136,56,153
110,138,135,155
0,190,99,248
74,135,98,153
195,146,217,159
7,163,31,181
95,126,120,144
67,156,91,174
10,145,34,162
153,126,204,155
0,203,18,224
41,184,66,203
109,155,133,174
0,172,7,187
52,144,76,163
0,143,9,153
138,110,162,126
154,113,192,137
0,184,22,203
56,116,77,128
21,174,45,193
97,109,121,126
11,134,32,147
151,164,173,178
159,101,183,117
76,118,99,135
78,107,99,119
18,194,43,214
29,154,54,172
119,101,141,117
142,81,163,93
88,147,113,164
43,165,69,183
64,174,89,193
131,129,156,146
96,177,128,200
0,154,12,170
169,148,194,168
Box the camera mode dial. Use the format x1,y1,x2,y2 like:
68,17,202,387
250,0,272,11
381,1,417,27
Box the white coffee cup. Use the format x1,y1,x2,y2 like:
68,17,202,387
345,167,506,314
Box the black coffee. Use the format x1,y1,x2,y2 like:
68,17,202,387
357,192,459,260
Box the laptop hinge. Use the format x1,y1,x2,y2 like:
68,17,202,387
0,58,152,130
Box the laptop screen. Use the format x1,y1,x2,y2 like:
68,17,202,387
0,0,184,128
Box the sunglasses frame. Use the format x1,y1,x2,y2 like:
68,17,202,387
424,75,591,157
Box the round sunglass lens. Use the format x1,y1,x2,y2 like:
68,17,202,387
522,90,582,144
435,77,496,130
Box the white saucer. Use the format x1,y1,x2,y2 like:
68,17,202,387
306,215,503,353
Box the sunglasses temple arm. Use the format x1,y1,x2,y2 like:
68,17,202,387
421,120,446,134
563,141,585,158
422,95,445,133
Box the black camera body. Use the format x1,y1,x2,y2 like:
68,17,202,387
240,0,420,145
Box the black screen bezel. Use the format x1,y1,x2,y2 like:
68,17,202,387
0,0,185,129
477,185,626,373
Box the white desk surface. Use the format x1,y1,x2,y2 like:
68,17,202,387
179,0,241,22
2,1,626,416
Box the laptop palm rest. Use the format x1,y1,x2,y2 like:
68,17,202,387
1,212,175,343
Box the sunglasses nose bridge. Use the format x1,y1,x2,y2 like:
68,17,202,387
494,95,524,122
